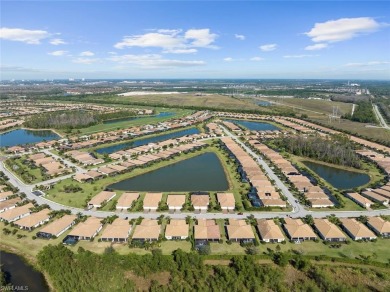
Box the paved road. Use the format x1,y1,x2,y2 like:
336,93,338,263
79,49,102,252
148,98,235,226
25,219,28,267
1,138,389,219
373,104,390,130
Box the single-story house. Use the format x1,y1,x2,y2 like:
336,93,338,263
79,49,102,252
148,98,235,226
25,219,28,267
166,194,186,212
225,219,255,243
345,192,373,209
0,197,22,213
37,214,77,238
131,219,161,242
216,193,235,212
313,218,346,242
191,195,209,213
68,217,103,240
116,193,139,211
165,219,189,240
0,203,34,223
366,217,390,238
0,191,13,202
256,219,285,243
100,218,132,242
340,218,377,241
88,191,116,209
143,193,163,212
14,209,51,231
194,219,221,242
283,218,317,242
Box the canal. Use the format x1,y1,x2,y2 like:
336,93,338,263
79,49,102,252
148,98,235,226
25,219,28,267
0,129,60,148
303,160,370,189
0,250,49,291
226,119,280,131
107,152,229,192
96,127,200,154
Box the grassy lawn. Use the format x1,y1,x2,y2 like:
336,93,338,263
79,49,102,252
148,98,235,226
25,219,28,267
267,239,390,263
108,93,257,111
264,97,353,116
1,220,389,263
5,156,47,184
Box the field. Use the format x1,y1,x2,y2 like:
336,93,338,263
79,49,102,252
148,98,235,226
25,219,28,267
110,93,261,111
257,96,390,143
257,97,354,116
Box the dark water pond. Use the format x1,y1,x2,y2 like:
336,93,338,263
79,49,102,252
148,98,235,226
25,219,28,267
0,250,49,291
0,129,60,148
107,152,229,192
303,161,370,189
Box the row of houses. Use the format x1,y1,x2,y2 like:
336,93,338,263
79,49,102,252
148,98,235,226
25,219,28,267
356,149,390,177
87,191,236,213
2,202,388,244
28,152,71,177
0,119,24,131
220,137,287,208
65,150,104,166
248,140,334,208
73,141,208,183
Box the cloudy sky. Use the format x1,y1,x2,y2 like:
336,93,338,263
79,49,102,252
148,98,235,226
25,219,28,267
1,1,389,79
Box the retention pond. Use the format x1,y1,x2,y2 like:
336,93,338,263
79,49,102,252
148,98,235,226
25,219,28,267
303,160,370,189
107,152,229,192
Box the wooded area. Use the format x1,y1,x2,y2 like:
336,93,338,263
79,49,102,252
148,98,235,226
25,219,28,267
37,244,389,291
343,101,377,124
273,134,362,168
24,110,138,129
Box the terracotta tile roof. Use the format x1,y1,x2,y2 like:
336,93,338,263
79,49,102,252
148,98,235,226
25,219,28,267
256,219,285,241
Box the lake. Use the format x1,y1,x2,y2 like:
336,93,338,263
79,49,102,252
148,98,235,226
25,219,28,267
107,152,229,191
226,119,280,131
0,129,60,148
103,112,174,124
303,161,370,189
0,250,49,291
96,127,200,154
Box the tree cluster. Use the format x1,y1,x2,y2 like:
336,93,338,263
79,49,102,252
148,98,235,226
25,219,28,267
273,134,361,168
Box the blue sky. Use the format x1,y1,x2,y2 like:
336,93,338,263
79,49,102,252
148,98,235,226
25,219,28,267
1,1,389,79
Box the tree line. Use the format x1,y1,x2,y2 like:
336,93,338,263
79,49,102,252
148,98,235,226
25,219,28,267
24,110,138,130
342,101,377,124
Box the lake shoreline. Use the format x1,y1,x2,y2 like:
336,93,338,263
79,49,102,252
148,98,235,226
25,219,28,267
0,243,54,292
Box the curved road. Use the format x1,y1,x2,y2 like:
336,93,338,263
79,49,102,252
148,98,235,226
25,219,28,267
1,128,389,220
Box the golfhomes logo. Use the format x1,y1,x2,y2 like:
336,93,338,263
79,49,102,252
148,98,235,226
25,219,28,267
1,285,29,291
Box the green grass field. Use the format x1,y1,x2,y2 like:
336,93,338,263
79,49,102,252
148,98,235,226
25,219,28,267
110,93,258,111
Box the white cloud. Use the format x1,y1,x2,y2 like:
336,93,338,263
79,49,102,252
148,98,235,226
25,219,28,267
50,38,66,45
305,17,387,43
48,50,68,56
108,54,205,68
223,57,234,62
0,27,50,44
344,61,390,67
259,43,277,52
108,52,117,55
283,54,319,58
114,28,218,52
184,28,218,48
79,51,95,56
304,43,328,51
72,58,99,64
163,48,197,54
250,57,264,61
234,34,245,40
